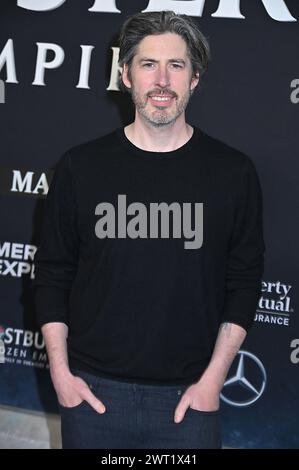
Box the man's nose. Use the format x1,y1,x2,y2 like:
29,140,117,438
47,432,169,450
154,65,170,88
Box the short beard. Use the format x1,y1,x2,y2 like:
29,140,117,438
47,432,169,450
131,86,193,128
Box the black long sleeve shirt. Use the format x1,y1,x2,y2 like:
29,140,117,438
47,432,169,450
33,126,265,385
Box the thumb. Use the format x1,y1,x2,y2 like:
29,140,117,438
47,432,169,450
82,387,106,414
174,399,189,424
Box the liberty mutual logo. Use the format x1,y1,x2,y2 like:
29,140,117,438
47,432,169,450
94,194,204,249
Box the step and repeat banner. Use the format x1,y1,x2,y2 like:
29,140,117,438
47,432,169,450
0,0,298,449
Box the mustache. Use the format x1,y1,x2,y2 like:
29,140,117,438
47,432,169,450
147,90,177,98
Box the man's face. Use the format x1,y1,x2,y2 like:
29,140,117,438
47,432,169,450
122,32,199,127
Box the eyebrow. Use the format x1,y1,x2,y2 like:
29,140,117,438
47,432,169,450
139,58,186,65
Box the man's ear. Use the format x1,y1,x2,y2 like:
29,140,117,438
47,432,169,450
122,63,132,89
190,72,200,91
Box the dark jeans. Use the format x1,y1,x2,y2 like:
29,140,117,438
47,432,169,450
59,367,222,449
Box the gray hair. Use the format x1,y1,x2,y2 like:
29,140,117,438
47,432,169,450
118,10,211,94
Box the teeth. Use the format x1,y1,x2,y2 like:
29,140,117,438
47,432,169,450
150,96,173,101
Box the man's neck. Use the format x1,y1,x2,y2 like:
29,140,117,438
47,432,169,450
124,118,194,153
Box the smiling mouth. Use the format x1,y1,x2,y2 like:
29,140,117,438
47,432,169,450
148,95,175,106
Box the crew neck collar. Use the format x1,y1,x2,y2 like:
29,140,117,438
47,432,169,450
115,125,201,159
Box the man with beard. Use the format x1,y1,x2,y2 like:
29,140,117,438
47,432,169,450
33,11,265,449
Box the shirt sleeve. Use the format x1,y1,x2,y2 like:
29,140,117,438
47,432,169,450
32,151,79,329
221,156,266,332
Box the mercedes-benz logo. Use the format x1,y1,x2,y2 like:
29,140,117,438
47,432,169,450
220,350,267,407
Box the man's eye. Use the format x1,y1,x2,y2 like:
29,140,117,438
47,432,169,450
142,63,183,69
